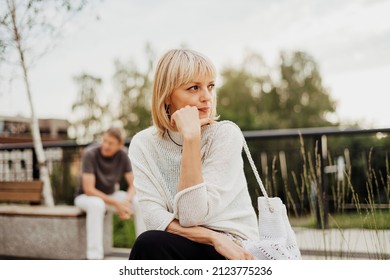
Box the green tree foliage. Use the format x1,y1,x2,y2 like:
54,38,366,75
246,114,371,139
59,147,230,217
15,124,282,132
69,45,155,141
277,51,336,128
217,53,272,130
217,69,259,130
113,45,155,137
69,73,110,143
217,51,337,130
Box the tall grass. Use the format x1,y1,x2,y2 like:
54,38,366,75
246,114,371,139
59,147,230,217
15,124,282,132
251,136,390,259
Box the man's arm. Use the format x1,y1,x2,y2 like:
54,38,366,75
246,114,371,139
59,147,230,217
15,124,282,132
82,173,132,219
82,173,117,205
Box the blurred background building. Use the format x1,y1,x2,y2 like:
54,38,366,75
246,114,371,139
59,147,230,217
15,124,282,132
0,115,70,144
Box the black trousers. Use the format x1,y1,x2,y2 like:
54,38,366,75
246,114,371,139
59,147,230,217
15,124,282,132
129,230,225,260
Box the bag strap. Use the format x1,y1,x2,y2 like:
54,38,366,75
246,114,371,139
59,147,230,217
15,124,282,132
242,136,274,212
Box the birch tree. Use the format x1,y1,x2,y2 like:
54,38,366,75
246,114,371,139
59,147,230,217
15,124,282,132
0,0,87,206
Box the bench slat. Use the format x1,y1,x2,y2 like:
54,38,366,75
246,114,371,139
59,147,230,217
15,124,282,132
0,192,42,202
0,181,43,203
0,181,43,190
0,187,42,193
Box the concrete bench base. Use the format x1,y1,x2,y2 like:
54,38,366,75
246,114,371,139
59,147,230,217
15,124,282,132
0,205,112,260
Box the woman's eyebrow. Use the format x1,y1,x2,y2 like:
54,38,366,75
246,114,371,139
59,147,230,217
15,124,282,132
190,80,215,84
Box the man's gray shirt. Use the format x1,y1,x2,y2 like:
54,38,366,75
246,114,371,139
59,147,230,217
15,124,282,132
77,143,132,195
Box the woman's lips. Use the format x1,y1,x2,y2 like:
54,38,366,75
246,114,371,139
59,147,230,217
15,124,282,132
198,107,210,113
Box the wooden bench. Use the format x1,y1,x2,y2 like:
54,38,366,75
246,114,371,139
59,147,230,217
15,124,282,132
0,181,112,259
0,181,43,203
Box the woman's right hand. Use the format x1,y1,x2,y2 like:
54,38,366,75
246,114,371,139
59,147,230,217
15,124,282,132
212,233,255,260
171,105,210,139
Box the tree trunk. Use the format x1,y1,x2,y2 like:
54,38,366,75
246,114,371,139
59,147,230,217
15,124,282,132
9,0,55,206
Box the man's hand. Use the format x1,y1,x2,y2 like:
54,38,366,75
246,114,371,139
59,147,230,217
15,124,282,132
115,199,133,220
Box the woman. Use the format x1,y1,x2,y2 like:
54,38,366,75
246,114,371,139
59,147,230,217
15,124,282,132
128,49,259,260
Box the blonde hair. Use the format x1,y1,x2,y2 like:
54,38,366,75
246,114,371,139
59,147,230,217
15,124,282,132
152,49,218,137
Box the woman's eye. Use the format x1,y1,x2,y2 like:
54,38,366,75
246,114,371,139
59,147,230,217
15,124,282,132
208,83,215,90
187,85,199,91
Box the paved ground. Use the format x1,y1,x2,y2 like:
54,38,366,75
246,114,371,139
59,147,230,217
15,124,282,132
105,247,130,260
295,227,390,259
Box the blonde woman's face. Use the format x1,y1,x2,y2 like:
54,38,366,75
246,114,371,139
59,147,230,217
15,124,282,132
167,75,215,119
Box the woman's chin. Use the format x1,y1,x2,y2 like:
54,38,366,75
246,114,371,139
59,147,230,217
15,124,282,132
198,112,210,119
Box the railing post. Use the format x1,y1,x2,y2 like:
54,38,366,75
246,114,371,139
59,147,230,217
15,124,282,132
315,135,329,229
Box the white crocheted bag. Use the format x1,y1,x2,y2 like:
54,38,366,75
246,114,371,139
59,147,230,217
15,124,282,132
241,138,302,260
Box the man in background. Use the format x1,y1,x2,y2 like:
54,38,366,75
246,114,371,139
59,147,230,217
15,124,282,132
75,127,145,259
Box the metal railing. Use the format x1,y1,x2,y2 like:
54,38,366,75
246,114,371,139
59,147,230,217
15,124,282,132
1,126,390,228
243,126,390,228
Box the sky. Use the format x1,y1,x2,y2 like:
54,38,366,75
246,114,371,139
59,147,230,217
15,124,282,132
1,0,390,128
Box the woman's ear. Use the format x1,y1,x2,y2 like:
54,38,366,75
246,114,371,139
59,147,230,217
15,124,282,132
164,102,171,118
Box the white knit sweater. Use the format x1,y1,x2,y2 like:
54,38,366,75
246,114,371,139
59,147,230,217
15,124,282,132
128,120,259,241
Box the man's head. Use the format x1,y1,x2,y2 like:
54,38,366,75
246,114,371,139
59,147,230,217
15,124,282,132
100,127,126,157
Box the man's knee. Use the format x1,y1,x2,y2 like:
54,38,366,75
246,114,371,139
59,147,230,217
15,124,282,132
77,195,106,213
89,197,106,212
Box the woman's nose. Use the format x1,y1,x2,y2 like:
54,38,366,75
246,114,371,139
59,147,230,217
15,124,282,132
200,87,212,101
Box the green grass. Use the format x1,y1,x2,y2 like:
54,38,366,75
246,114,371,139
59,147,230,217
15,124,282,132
290,210,390,230
113,214,136,248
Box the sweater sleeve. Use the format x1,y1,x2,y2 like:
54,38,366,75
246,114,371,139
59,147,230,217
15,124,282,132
173,122,246,227
129,135,175,231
